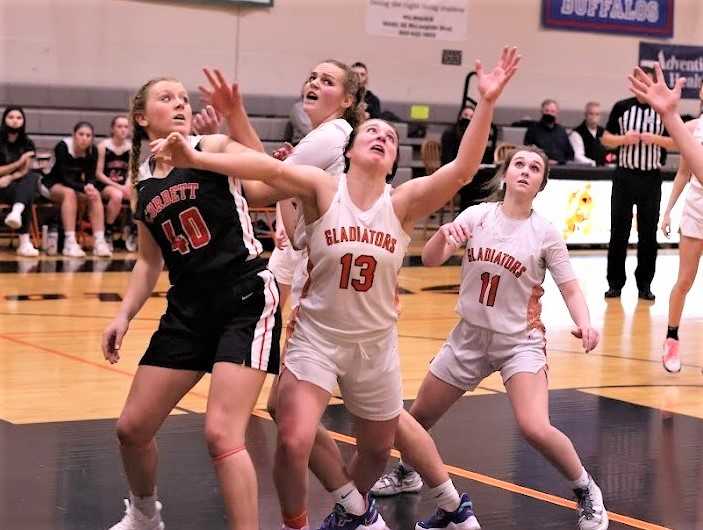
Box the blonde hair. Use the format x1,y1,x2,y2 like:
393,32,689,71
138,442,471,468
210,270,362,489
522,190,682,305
320,59,366,128
128,77,179,188
484,145,550,200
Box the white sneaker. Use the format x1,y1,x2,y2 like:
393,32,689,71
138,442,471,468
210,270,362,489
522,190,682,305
4,209,22,229
574,477,608,530
17,241,40,257
93,239,113,257
109,498,164,530
125,231,138,252
62,241,86,258
662,338,681,373
371,462,423,497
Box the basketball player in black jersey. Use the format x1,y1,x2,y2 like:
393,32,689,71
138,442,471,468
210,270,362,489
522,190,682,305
101,77,286,530
96,115,134,250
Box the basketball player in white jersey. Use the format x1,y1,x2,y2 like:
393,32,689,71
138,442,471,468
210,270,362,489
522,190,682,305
658,83,703,373
373,145,608,530
194,66,364,495
151,46,520,530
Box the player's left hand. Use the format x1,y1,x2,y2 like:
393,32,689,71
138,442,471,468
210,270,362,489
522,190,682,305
199,68,242,119
629,63,685,117
476,46,521,103
571,325,599,353
151,133,196,168
192,105,222,135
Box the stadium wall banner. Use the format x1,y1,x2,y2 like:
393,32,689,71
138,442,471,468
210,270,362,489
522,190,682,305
541,0,674,38
532,179,684,245
640,41,703,100
366,0,468,41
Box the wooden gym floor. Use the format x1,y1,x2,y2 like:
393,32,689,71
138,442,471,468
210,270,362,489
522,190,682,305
0,247,701,529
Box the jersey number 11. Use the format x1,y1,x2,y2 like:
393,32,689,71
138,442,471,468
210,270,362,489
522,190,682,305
479,272,501,307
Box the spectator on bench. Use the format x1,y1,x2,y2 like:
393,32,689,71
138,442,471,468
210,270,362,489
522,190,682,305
569,101,608,166
524,99,574,164
43,121,111,257
442,104,498,167
0,106,41,256
96,115,135,251
352,61,382,119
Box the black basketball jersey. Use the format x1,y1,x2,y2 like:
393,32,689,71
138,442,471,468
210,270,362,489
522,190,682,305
134,136,264,287
104,140,131,185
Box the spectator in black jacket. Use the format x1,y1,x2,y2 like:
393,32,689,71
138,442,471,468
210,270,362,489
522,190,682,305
44,122,111,257
524,99,574,164
569,101,608,166
0,106,41,256
352,62,382,119
441,105,497,166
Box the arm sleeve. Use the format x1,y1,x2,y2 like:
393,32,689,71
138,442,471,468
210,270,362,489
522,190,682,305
453,203,485,233
524,125,536,146
543,224,576,284
366,93,382,119
84,150,98,186
569,132,588,164
283,121,348,170
564,129,574,161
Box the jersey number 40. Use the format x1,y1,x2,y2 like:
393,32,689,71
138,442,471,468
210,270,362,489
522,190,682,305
339,253,377,292
161,207,211,255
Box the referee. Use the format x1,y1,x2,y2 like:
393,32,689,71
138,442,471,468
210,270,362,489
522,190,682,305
602,66,675,301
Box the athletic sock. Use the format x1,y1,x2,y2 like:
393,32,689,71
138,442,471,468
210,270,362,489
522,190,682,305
331,481,366,516
666,326,679,341
429,479,461,512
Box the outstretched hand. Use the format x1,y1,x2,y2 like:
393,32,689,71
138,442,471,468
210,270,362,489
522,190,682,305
192,105,222,135
628,63,685,117
476,46,521,103
150,133,197,168
199,68,242,119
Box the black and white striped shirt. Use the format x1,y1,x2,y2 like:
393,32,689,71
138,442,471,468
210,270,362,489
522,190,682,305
606,97,667,171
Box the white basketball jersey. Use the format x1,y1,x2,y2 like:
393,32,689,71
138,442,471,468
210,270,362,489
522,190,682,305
684,117,703,217
455,202,576,335
287,119,353,305
295,175,411,342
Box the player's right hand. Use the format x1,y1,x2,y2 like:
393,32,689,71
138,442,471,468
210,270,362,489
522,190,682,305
102,315,129,364
660,213,671,238
272,143,294,161
439,220,471,248
151,133,195,168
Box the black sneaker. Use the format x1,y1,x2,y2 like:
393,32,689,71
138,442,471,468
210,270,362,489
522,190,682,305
638,289,655,301
604,288,621,298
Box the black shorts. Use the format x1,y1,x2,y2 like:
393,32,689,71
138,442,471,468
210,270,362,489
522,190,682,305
140,268,281,373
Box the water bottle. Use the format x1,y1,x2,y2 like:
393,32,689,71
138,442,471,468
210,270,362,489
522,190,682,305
41,225,48,251
47,225,58,256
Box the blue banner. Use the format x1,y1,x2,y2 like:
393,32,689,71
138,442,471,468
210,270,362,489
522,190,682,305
542,0,674,37
640,41,703,100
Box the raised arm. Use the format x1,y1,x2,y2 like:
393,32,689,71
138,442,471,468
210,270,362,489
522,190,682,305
199,68,264,153
394,47,520,227
629,65,703,183
152,133,327,204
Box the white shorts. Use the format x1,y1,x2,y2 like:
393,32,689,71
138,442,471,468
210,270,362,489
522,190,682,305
284,322,403,421
680,188,703,240
268,244,305,286
430,319,547,391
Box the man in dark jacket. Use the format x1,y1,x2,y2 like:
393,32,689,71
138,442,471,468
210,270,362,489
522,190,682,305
524,99,574,164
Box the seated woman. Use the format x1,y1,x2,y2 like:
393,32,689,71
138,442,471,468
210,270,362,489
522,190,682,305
96,115,134,250
43,122,111,257
0,106,41,256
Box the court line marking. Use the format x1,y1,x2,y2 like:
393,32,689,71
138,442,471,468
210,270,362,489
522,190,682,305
0,333,673,530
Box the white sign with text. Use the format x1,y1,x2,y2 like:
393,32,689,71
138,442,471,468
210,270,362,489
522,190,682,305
366,0,468,41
